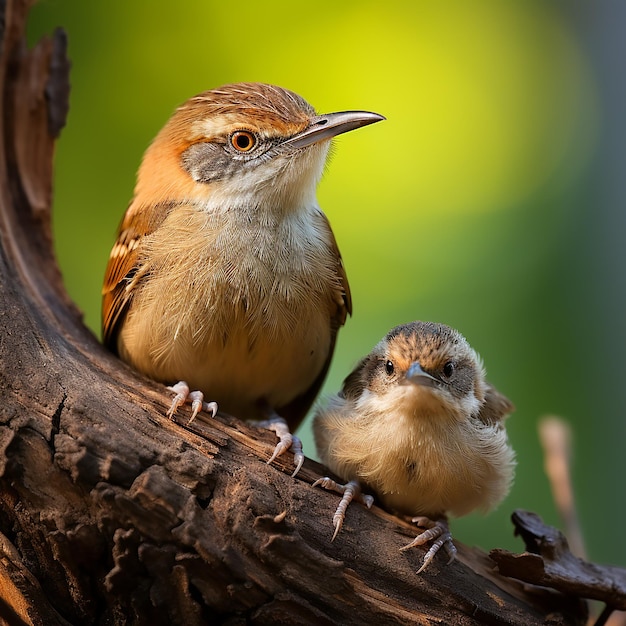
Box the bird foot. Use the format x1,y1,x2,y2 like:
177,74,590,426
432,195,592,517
399,516,457,573
312,478,374,541
166,381,218,424
257,415,304,478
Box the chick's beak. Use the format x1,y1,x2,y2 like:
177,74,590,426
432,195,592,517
406,362,440,388
283,110,385,149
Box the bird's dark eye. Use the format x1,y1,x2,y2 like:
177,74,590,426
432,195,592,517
230,130,256,152
385,360,395,375
442,361,455,378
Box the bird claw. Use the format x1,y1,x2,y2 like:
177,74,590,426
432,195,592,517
166,381,218,423
166,381,189,418
258,416,304,477
312,478,373,541
202,400,219,419
400,516,457,573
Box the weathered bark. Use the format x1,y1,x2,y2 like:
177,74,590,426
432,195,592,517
491,511,626,614
0,1,587,624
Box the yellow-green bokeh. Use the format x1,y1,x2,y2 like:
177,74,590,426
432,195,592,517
28,1,624,565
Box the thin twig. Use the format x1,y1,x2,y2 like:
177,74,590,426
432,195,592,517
538,416,586,559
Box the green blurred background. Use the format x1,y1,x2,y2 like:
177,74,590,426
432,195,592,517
27,1,625,565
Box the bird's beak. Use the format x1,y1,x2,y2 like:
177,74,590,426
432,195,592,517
283,110,385,149
406,362,440,388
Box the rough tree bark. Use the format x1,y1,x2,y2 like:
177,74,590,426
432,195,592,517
0,1,587,624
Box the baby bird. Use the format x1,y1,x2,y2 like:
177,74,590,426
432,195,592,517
313,321,515,572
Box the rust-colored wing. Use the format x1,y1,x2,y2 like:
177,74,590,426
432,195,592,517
477,383,515,426
101,200,173,351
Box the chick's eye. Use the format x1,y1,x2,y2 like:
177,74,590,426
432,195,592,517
385,360,395,375
443,361,455,378
230,130,256,152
